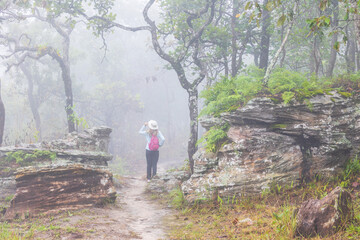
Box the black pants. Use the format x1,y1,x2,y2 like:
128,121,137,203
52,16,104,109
146,149,159,180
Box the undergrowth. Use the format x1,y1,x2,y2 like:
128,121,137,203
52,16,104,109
167,155,360,239
197,123,230,153
200,67,360,118
3,150,56,167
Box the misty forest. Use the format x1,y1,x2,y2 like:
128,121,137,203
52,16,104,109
1,0,360,239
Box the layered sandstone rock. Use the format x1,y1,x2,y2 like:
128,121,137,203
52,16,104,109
0,127,113,208
182,92,360,201
5,164,116,218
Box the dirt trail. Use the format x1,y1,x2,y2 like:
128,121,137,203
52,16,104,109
83,176,172,240
32,176,172,240
117,177,171,240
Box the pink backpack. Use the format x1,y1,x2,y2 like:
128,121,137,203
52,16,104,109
149,135,159,151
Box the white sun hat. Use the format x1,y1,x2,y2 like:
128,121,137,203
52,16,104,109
148,120,158,130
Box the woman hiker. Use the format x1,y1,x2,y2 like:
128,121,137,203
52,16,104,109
139,120,165,182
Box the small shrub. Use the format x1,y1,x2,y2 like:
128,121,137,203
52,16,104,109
200,66,263,117
197,123,229,153
272,204,297,238
109,156,128,175
169,187,185,209
344,155,360,178
33,150,56,161
4,195,13,203
0,222,21,240
5,150,56,166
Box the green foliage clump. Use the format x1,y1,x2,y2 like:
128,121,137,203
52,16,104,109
0,222,21,240
338,91,352,98
167,159,190,173
200,66,264,117
5,150,56,166
201,67,360,117
272,204,297,237
337,155,360,188
197,124,229,153
4,195,14,203
267,69,333,104
332,72,360,90
271,124,288,129
169,187,185,209
344,155,360,178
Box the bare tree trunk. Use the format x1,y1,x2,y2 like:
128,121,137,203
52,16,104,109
351,0,360,49
0,79,5,146
253,49,259,67
314,38,322,76
62,63,75,133
309,39,315,74
356,43,360,71
345,24,356,73
19,64,42,140
62,32,75,133
325,0,338,77
230,0,239,77
280,5,286,68
280,26,286,67
187,88,198,173
48,19,75,133
223,54,229,78
264,1,298,84
259,0,271,70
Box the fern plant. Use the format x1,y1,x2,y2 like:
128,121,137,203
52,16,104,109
200,66,360,118
197,123,230,153
200,66,264,117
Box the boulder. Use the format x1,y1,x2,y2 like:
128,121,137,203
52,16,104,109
183,93,360,200
147,170,191,194
42,126,112,152
0,127,113,203
5,164,116,219
295,187,353,237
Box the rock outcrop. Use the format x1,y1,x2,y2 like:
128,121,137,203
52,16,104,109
147,170,191,194
182,93,360,201
5,164,116,219
0,127,114,214
295,187,353,237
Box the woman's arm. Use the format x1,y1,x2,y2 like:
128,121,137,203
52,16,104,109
158,131,165,146
139,124,147,136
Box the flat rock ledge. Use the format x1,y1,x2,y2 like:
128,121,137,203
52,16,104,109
5,164,116,219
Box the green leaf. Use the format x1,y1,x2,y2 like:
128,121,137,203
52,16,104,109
245,1,253,10
266,1,273,11
324,17,330,25
255,2,261,12
345,10,349,21
277,15,286,27
320,0,328,11
334,41,340,52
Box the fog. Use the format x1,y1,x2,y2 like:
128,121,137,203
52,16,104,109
1,0,353,176
0,0,189,175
